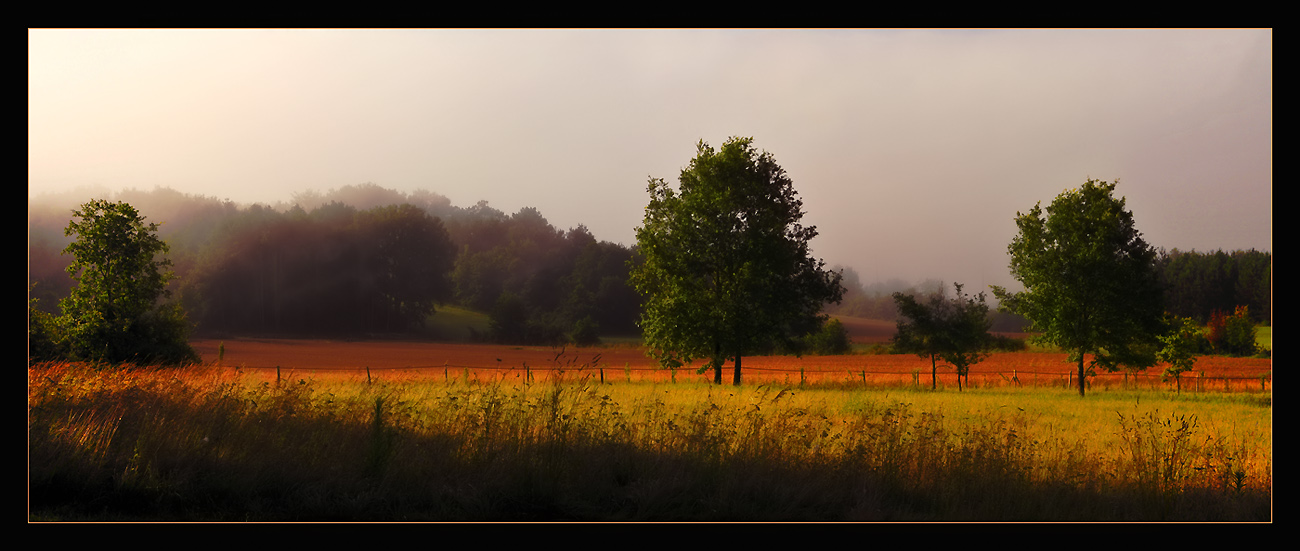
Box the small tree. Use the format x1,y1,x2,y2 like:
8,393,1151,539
943,284,993,391
58,199,199,365
893,289,949,390
893,283,992,391
1157,314,1203,394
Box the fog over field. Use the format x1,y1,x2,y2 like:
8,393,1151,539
28,29,1271,294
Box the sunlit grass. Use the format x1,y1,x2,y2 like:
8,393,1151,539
421,305,491,341
29,362,1271,521
1255,326,1271,352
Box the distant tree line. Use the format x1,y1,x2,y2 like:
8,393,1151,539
821,267,1030,333
822,248,1271,333
29,184,642,344
819,269,941,321
1155,248,1271,325
183,202,456,335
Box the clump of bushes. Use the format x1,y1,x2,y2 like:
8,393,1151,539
988,334,1027,352
804,317,852,355
1206,306,1259,357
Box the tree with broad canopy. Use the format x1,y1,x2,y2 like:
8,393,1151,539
630,137,844,385
56,199,199,365
992,179,1164,397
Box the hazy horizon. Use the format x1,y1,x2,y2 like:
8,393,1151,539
29,29,1272,292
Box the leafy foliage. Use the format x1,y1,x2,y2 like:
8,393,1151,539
1206,306,1259,357
1157,315,1203,393
992,179,1164,396
630,137,844,385
892,283,992,390
804,317,852,355
55,200,199,365
27,292,63,363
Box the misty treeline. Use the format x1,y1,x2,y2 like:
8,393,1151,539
29,184,641,344
28,184,1271,345
821,268,1030,333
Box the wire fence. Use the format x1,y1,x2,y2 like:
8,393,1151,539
226,362,1272,393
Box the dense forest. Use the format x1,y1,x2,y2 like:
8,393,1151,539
28,184,1271,345
28,184,641,344
1155,248,1271,324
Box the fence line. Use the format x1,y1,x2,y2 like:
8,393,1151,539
223,362,1271,392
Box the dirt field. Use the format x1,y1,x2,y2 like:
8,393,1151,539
190,338,1272,390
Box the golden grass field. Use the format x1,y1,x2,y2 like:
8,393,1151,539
29,355,1272,520
34,314,1270,520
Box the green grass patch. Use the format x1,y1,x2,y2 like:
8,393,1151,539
421,305,491,341
1255,325,1270,352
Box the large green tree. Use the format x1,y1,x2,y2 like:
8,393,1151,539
57,199,199,365
992,179,1164,396
630,137,844,385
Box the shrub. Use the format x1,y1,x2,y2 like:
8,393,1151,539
806,318,852,355
1208,306,1258,357
28,295,64,364
1223,306,1259,357
568,316,601,347
1205,310,1227,352
989,334,1028,352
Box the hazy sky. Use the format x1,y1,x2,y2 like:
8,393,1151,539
28,29,1271,293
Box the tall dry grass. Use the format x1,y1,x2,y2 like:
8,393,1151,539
28,362,1271,521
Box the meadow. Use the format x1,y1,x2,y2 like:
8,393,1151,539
28,347,1271,521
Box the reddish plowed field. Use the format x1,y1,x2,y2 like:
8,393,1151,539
191,338,1272,390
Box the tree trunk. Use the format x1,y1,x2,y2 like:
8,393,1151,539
733,355,742,386
1077,353,1087,397
713,342,723,385
930,354,938,390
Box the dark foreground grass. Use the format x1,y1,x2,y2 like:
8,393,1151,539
28,363,1270,521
